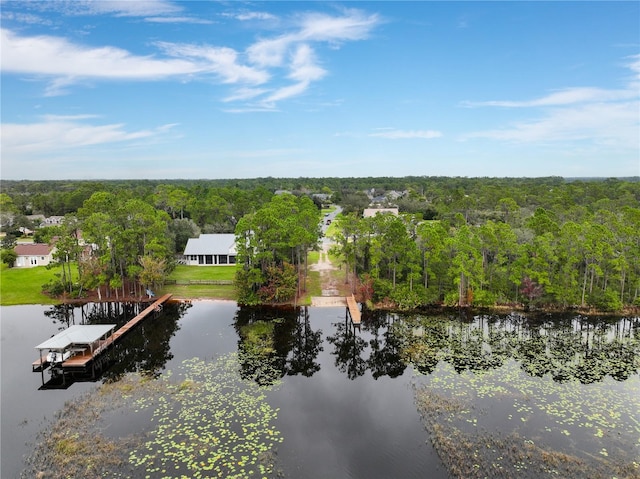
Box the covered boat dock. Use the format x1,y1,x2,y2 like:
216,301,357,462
33,324,116,373
32,293,173,386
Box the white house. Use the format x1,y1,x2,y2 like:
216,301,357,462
14,243,56,268
183,234,237,266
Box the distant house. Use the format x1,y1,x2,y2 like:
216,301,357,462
14,243,55,268
363,207,399,218
183,234,237,266
26,215,64,227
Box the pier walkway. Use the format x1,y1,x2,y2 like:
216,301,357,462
33,294,172,376
346,294,361,325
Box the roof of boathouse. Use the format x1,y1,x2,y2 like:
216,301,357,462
183,234,237,256
35,324,116,351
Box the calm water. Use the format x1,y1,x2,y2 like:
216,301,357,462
1,302,638,478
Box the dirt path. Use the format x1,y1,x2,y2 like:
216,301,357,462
309,241,349,307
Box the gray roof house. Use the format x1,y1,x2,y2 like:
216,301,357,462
183,234,237,266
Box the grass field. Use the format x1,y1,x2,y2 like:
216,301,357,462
158,265,238,300
0,263,61,305
159,283,236,301
167,264,237,282
297,270,322,306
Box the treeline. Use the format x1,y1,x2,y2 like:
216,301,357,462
331,205,640,311
2,176,639,218
1,176,639,310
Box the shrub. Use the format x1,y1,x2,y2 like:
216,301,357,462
390,284,426,310
473,290,497,308
588,289,623,312
42,280,65,297
372,278,392,302
0,249,17,267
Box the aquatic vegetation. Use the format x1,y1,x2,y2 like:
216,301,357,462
414,359,640,479
129,355,284,478
23,353,284,479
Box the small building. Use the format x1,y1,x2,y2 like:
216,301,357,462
183,234,237,266
14,243,55,268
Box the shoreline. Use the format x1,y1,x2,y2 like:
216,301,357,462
28,295,640,318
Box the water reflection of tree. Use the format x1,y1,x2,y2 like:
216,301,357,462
45,302,152,330
286,307,324,377
395,312,640,384
104,301,188,381
234,306,324,386
365,311,406,379
326,316,367,380
44,303,77,329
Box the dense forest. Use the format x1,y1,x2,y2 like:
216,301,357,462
0,177,638,311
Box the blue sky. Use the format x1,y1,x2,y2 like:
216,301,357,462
1,1,638,180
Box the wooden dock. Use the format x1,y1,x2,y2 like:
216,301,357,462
346,294,361,325
33,294,172,375
62,293,172,369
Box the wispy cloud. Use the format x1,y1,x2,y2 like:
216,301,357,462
462,54,640,149
464,101,639,148
0,28,266,95
0,11,54,26
242,8,380,107
57,0,183,18
461,86,637,108
145,16,214,24
154,41,268,84
226,11,278,22
1,115,177,154
370,129,443,140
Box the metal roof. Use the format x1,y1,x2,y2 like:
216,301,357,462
183,234,237,256
35,324,116,351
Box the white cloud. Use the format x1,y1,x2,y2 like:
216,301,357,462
222,87,271,103
154,41,268,84
296,9,381,43
369,129,443,140
1,6,381,107
464,101,639,148
461,86,638,108
241,9,379,106
288,44,326,83
0,28,267,94
1,28,196,78
257,44,326,106
62,0,183,18
1,115,177,155
246,9,379,67
0,11,53,26
462,54,640,150
233,12,278,22
144,16,214,24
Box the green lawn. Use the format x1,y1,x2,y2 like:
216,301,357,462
159,283,236,301
167,264,237,282
159,265,238,300
0,264,61,305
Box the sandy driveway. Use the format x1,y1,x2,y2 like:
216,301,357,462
309,240,348,307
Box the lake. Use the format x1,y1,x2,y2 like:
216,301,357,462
1,301,638,478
